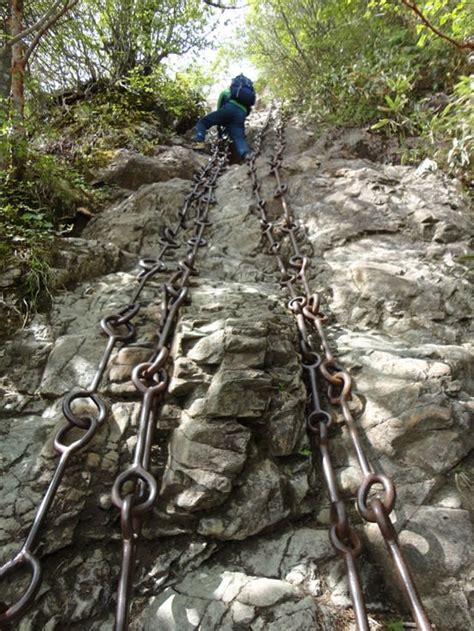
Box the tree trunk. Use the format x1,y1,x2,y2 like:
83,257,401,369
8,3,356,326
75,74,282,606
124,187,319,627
10,0,26,179
0,0,12,168
0,1,11,99
0,46,10,100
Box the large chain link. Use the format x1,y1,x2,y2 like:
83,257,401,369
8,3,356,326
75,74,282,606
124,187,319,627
0,140,229,629
0,298,131,626
247,113,431,631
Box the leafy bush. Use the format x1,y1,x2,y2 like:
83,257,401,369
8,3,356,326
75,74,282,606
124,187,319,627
1,153,93,239
0,151,96,314
0,198,54,315
244,0,472,178
427,75,473,177
1,69,207,318
385,75,474,180
35,68,206,175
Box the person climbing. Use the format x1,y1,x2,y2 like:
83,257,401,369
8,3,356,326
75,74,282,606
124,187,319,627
191,74,256,161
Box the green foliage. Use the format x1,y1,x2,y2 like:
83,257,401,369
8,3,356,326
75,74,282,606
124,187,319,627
1,152,93,225
244,0,472,178
31,0,216,88
399,75,474,179
371,74,414,134
386,620,404,631
0,152,94,311
34,69,206,175
246,0,469,123
429,75,473,176
23,247,53,312
0,197,54,313
370,0,474,48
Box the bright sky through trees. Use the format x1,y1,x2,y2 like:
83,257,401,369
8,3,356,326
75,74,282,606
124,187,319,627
170,2,257,104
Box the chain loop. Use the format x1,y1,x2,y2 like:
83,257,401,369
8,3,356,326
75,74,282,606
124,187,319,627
330,525,363,557
288,295,306,313
100,314,136,342
0,552,42,624
327,370,352,404
301,351,321,369
62,390,107,430
53,417,98,454
111,466,159,516
306,409,333,434
131,363,168,395
138,257,167,275
357,473,396,523
143,347,170,378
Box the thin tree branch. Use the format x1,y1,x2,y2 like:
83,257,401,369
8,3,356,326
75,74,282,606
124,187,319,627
277,2,313,73
400,0,474,51
202,0,242,8
0,0,64,49
23,0,78,65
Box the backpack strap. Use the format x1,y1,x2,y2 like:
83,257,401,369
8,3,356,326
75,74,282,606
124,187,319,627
217,89,231,109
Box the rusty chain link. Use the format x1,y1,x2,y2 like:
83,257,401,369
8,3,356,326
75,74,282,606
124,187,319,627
0,140,229,630
0,302,130,626
247,112,431,631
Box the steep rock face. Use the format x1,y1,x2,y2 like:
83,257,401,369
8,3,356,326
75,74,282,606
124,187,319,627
0,118,472,631
96,146,206,190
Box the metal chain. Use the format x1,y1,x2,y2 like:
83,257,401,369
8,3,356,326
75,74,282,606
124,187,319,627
247,112,431,631
0,298,133,626
131,150,223,305
247,116,369,630
111,141,230,631
1,113,433,630
0,142,228,628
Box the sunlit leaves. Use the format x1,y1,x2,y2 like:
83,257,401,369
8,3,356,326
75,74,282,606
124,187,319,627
370,0,473,49
31,0,216,88
245,0,470,125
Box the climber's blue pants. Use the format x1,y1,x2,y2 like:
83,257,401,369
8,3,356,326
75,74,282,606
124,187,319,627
195,102,250,157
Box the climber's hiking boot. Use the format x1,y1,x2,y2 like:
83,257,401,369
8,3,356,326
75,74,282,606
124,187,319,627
191,138,207,152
